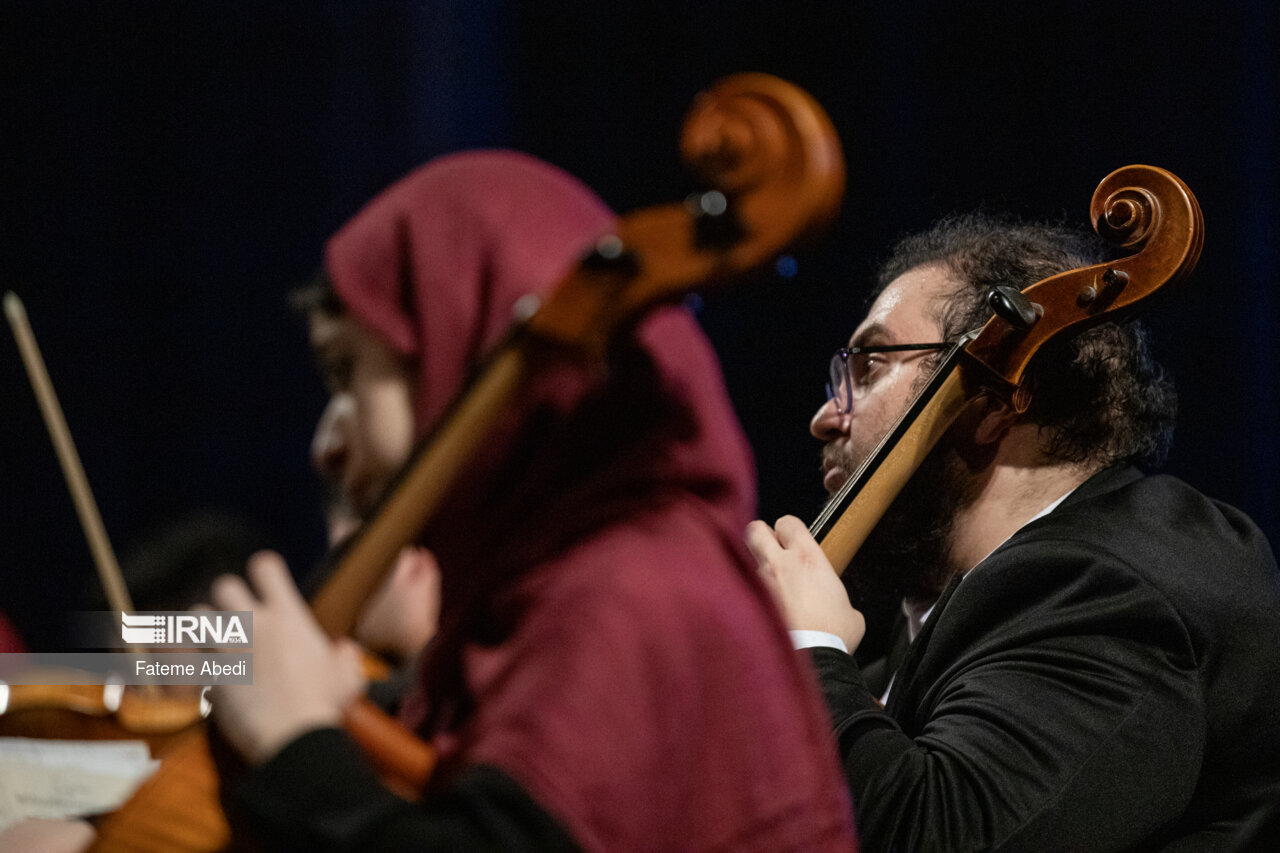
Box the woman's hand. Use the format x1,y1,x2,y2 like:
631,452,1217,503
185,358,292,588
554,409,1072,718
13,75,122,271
206,552,366,764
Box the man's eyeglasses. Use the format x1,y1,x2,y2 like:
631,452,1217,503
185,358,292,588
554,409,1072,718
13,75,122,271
826,342,952,414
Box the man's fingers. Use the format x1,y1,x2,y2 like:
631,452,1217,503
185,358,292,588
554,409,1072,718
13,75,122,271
773,515,817,550
744,520,783,567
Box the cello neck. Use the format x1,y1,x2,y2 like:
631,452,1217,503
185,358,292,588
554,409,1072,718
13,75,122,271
810,336,975,576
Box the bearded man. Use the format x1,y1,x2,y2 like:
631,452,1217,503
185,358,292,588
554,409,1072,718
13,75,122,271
748,214,1280,851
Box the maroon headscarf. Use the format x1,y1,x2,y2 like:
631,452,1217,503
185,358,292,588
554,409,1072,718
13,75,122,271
325,151,855,852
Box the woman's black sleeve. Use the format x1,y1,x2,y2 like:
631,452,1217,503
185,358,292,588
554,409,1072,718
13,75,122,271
232,727,580,852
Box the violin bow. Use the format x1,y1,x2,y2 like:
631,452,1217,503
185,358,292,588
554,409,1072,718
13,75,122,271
5,292,137,617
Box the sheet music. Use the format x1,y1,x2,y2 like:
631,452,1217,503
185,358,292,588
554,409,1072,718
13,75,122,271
0,738,159,830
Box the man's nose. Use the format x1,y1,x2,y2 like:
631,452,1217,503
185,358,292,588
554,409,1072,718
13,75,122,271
810,397,850,441
311,398,350,479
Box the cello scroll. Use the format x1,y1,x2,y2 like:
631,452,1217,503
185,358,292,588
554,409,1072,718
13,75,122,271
964,164,1203,403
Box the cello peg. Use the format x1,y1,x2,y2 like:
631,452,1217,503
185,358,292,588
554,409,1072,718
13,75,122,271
988,285,1041,331
581,234,639,275
1100,267,1129,294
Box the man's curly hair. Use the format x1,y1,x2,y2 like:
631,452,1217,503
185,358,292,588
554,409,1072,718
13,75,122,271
875,212,1176,471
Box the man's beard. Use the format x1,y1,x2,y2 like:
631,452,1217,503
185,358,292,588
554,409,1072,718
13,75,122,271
838,438,976,605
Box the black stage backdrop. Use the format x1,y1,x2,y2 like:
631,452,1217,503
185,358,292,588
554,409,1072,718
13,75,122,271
1,2,1276,649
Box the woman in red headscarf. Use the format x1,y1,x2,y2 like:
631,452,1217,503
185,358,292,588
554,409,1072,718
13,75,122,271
207,151,856,851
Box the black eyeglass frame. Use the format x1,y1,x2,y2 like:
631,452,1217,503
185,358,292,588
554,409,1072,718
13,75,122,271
826,341,953,414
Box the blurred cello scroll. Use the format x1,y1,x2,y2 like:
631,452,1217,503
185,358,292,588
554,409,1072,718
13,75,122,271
11,70,849,853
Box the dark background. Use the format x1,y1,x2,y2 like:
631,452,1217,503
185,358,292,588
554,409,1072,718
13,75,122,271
2,2,1276,649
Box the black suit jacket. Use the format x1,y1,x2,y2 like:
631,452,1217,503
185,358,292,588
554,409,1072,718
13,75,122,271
812,466,1280,852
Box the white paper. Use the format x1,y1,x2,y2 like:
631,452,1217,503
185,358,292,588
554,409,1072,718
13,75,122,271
0,738,159,831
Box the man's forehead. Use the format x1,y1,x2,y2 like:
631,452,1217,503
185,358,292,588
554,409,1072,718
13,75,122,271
850,265,953,345
848,321,891,347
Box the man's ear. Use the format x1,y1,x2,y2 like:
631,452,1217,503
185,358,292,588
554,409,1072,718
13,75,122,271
973,394,1019,446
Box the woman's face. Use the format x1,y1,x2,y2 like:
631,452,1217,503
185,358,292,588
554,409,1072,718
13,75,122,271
307,311,416,520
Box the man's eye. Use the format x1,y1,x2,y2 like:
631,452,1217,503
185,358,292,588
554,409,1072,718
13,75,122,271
854,354,884,386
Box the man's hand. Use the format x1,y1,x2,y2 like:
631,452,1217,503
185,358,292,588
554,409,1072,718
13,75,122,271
746,515,866,653
206,552,366,765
